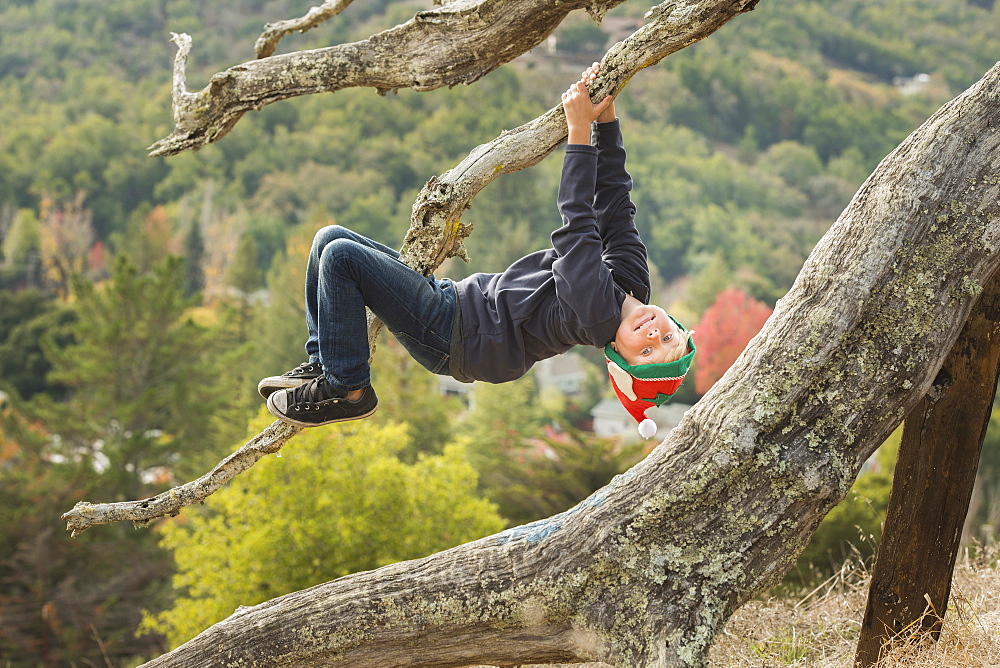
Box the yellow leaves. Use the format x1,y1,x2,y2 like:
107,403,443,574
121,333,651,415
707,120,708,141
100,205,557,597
143,415,503,648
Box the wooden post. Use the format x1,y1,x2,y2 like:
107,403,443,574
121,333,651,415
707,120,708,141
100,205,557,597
856,268,1000,666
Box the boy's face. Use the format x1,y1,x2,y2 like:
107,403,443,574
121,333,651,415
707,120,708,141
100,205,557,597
612,304,688,366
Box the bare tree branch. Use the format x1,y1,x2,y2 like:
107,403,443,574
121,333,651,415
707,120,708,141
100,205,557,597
148,0,758,157
397,0,762,272
61,420,301,536
140,62,1000,668
254,0,357,59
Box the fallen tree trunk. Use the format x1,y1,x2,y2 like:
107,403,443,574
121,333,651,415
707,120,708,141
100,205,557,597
141,63,1000,668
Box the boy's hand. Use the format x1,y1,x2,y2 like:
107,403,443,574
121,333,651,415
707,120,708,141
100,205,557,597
562,62,614,145
584,62,617,124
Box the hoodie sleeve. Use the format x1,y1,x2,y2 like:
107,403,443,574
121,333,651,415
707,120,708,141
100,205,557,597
549,144,623,337
593,120,650,304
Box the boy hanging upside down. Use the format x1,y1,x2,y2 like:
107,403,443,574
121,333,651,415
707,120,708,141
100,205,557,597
259,63,696,438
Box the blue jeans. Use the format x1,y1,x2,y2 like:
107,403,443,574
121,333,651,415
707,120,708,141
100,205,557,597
304,225,456,392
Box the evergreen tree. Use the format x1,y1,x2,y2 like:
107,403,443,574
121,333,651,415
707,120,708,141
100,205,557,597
182,218,205,297
0,208,41,289
225,233,263,296
485,427,649,526
35,254,233,498
461,372,545,477
370,336,463,459
0,288,76,401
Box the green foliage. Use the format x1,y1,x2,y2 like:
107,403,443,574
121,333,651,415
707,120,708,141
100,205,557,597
112,204,178,272
35,255,235,496
656,0,999,203
485,429,648,526
759,141,824,190
0,288,76,400
142,415,504,648
971,401,1000,543
555,13,609,53
628,123,825,304
3,0,995,311
457,373,648,525
370,337,463,458
225,234,263,295
461,373,545,474
0,208,41,287
797,468,893,573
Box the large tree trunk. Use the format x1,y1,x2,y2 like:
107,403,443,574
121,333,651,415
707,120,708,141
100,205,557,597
141,63,1000,668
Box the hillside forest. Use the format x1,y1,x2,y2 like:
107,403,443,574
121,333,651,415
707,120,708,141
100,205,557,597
1,0,999,664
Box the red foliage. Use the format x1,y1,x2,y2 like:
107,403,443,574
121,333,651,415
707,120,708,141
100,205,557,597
88,240,107,276
693,288,773,395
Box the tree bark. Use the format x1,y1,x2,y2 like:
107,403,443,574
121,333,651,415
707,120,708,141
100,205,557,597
147,0,759,158
141,63,1000,668
855,267,1000,665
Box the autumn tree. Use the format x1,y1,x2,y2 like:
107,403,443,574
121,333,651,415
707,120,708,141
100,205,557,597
692,287,773,394
113,204,182,272
37,192,96,298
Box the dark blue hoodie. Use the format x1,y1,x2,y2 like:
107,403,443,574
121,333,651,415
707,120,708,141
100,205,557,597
451,119,650,383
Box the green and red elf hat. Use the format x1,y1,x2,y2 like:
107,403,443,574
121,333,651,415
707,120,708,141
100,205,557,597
604,317,696,439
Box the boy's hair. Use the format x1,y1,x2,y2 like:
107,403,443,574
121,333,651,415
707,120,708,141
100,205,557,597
604,315,696,439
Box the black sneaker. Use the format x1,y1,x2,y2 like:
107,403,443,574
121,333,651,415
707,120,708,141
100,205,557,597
267,376,378,427
257,361,323,399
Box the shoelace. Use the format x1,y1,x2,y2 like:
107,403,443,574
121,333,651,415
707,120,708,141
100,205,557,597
289,376,337,409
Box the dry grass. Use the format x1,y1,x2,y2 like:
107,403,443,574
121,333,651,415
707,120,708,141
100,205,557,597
508,546,999,668
710,543,1000,667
